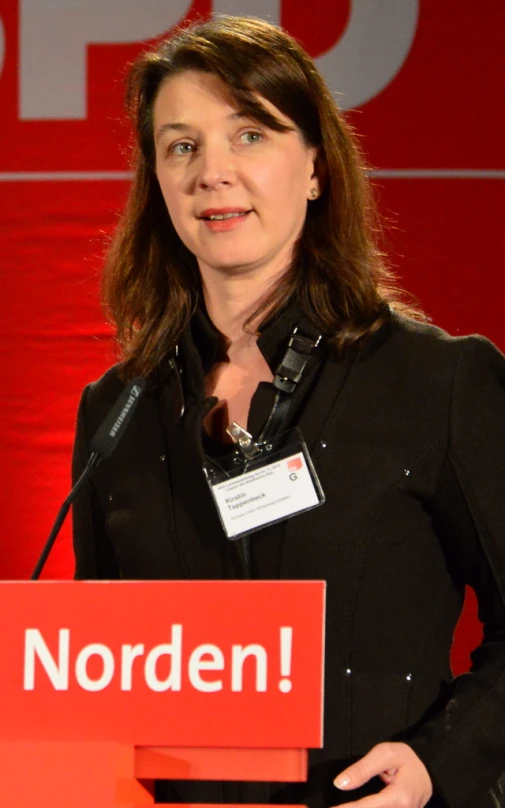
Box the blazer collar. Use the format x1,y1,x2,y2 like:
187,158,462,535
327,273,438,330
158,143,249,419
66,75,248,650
184,296,323,379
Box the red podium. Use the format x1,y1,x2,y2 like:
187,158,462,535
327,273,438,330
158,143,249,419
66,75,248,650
0,580,325,807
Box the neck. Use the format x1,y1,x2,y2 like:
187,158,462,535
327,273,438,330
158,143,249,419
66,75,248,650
199,262,287,350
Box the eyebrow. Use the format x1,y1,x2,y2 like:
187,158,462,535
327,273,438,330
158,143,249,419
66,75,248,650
154,112,250,143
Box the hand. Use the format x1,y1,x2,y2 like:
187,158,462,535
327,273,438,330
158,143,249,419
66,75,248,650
333,742,433,808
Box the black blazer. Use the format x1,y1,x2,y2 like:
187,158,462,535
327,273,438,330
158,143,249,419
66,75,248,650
72,309,505,808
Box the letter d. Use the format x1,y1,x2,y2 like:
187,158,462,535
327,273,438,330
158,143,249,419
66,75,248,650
145,625,182,692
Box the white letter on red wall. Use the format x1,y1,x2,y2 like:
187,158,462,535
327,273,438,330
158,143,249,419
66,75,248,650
121,643,145,691
188,644,225,692
144,624,182,692
24,628,70,691
214,0,419,110
231,644,267,692
19,0,193,119
316,0,419,109
75,643,115,692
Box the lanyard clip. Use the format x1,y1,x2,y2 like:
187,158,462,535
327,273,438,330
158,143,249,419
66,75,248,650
273,326,322,394
226,422,262,459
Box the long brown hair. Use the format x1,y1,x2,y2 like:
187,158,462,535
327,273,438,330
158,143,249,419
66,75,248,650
103,15,420,379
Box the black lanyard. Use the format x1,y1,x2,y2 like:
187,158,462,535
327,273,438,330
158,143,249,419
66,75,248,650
227,325,322,459
259,326,322,442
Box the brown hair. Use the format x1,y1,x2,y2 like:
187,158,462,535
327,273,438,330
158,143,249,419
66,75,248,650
103,15,421,379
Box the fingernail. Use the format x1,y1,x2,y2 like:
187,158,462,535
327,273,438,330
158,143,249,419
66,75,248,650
334,775,351,789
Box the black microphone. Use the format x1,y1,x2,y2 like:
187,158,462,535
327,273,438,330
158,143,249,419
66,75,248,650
89,377,146,458
30,377,146,580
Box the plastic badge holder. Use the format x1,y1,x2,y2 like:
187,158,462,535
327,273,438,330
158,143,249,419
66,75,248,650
203,427,325,540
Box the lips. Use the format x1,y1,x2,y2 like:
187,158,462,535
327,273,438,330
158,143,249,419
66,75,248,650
200,210,252,232
199,207,251,220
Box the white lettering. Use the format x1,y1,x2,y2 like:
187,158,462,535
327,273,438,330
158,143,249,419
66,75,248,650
120,644,145,691
231,644,267,692
144,624,182,692
23,625,279,695
188,644,224,692
316,0,419,109
24,628,69,691
19,0,193,119
213,0,280,25
216,0,419,110
18,0,419,120
75,643,115,692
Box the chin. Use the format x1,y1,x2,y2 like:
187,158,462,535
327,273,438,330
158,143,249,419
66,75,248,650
200,252,262,273
213,260,260,275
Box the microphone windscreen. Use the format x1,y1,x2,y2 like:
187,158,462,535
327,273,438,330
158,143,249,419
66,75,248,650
90,377,146,459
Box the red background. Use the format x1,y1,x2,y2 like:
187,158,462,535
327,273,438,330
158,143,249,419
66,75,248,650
0,1,504,675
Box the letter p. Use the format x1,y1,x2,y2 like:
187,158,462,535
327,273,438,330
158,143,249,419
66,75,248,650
19,0,193,119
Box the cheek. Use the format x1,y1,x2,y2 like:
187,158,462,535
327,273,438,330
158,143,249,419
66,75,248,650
157,177,187,226
254,154,310,203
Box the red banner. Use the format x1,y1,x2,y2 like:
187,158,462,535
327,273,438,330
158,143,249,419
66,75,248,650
0,581,325,747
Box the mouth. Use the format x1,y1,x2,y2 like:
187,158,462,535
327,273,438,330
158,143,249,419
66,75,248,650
199,209,253,232
199,209,252,221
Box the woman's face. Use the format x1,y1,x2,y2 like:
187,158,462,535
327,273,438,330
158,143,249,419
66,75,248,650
153,70,319,278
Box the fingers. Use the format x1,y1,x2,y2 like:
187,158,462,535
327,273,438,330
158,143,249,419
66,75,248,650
334,743,399,790
380,768,398,785
333,742,433,808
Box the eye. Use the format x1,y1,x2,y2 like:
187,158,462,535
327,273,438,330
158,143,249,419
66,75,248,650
169,141,196,156
239,130,264,145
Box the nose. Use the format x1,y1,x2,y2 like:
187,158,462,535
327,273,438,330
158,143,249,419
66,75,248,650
196,141,236,191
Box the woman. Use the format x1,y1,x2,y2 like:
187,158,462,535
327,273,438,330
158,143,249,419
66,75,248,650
72,15,505,808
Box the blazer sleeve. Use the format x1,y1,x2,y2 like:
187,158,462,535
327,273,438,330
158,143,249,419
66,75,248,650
405,335,505,808
72,384,120,580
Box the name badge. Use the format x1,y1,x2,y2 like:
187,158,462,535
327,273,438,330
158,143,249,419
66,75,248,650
204,429,325,540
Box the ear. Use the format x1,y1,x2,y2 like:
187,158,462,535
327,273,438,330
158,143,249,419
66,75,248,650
307,146,327,200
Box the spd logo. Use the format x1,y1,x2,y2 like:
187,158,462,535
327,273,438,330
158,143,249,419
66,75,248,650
0,0,419,170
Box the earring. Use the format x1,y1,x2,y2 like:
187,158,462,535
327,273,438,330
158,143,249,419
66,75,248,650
310,188,318,199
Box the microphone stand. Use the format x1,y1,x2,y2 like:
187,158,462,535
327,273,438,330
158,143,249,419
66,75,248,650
29,375,146,580
30,453,102,580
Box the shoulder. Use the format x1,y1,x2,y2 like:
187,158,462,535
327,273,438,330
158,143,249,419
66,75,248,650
81,363,125,405
349,312,505,414
374,311,505,378
77,364,127,436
